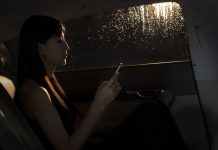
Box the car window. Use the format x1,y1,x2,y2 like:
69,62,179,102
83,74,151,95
57,1,189,71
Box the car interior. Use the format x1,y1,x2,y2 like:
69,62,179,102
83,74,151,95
1,0,218,149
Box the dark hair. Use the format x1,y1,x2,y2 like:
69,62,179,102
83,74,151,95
17,15,65,87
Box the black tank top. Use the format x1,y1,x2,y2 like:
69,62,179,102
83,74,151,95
25,76,81,149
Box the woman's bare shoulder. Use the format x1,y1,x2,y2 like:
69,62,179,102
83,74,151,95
19,79,52,118
20,79,49,99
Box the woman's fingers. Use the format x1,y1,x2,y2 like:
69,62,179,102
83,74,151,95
112,81,120,91
100,81,107,87
107,72,119,87
95,72,121,105
115,86,122,96
108,72,121,96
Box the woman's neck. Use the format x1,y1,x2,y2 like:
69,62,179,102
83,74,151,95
44,62,56,77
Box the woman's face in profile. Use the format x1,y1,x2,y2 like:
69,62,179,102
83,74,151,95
40,32,70,67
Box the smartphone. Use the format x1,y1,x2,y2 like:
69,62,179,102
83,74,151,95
115,62,123,73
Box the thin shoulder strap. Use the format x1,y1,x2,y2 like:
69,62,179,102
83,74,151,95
44,76,67,109
46,75,81,117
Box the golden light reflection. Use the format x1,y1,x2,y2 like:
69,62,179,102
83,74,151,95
64,2,189,70
95,2,184,41
0,110,5,118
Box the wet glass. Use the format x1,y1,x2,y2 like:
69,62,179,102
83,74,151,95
60,2,189,71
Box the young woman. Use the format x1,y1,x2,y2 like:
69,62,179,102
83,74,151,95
16,15,188,150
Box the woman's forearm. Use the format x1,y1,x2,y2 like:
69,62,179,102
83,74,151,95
66,73,121,150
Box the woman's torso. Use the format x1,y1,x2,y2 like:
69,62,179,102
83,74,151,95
17,76,81,149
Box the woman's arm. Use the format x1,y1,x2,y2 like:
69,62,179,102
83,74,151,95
21,72,121,150
69,72,121,149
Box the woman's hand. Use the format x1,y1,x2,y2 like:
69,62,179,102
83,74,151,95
92,72,122,111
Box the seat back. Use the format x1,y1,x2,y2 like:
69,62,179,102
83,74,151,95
0,82,45,150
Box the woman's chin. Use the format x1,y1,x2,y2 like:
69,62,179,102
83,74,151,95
62,61,67,66
57,60,67,67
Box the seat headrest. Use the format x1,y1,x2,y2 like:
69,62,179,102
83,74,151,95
0,75,15,99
